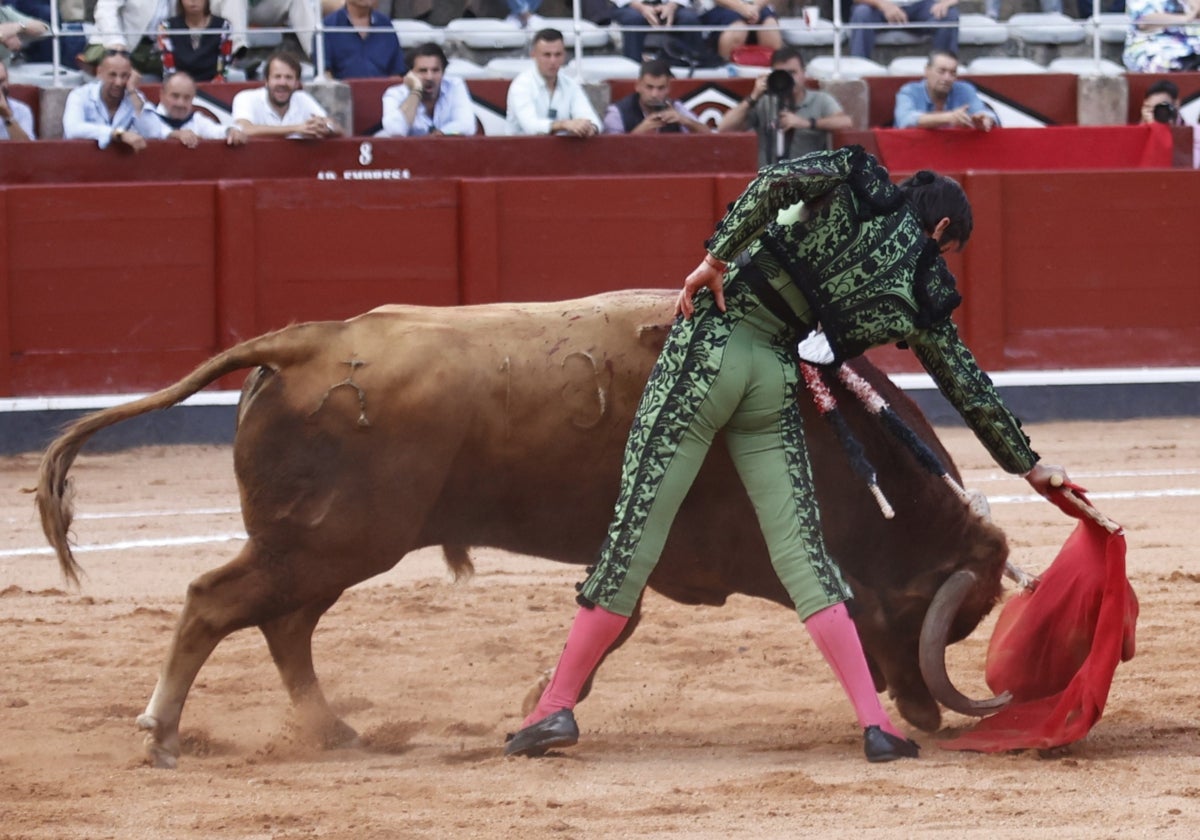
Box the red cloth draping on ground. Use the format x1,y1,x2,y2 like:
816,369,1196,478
872,125,1174,173
940,490,1138,752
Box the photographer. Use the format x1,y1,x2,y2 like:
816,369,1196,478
602,58,711,134
1139,79,1184,125
717,47,851,166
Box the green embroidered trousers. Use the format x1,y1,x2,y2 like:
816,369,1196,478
578,273,852,620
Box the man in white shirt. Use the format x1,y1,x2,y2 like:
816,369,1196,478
380,41,476,137
152,71,249,147
62,49,162,151
505,27,601,137
231,49,344,140
0,62,36,141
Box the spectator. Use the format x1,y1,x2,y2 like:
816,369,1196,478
717,46,851,165
0,62,35,141
158,0,233,82
0,4,49,65
848,0,959,60
894,49,996,131
380,42,476,136
232,49,344,139
62,48,161,150
506,27,602,137
603,57,710,133
218,0,317,60
151,70,248,146
11,0,81,65
1123,0,1200,72
1139,78,1184,124
699,0,784,62
322,0,407,80
611,1,706,63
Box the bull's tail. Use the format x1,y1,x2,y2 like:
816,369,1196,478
36,321,340,586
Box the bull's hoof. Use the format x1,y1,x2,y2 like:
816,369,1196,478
136,715,179,769
504,709,579,757
317,718,361,750
863,726,921,763
894,694,942,733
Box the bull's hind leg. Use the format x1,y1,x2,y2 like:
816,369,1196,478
137,542,309,768
258,596,360,749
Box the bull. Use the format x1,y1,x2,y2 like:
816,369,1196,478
37,290,1010,768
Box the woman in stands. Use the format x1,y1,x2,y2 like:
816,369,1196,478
158,0,233,82
1124,0,1200,72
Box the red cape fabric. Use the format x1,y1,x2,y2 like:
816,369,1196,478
940,493,1138,752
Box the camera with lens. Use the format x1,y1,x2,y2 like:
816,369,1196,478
1152,101,1179,124
765,69,795,98
646,101,669,112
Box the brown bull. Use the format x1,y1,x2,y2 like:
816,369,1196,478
37,290,1009,768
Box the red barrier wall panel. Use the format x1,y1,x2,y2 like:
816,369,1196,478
996,170,1200,367
247,179,461,332
466,175,718,303
5,183,217,393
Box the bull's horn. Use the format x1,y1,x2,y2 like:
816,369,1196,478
919,569,1012,717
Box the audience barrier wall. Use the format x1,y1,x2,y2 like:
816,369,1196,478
1,135,1197,398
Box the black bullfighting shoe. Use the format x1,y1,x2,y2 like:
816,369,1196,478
504,709,579,757
863,725,921,763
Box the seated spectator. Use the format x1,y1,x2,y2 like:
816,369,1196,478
322,0,407,80
699,0,783,62
603,57,710,133
894,49,995,131
218,0,317,61
506,27,602,137
611,1,706,63
62,48,162,150
158,0,233,82
1139,78,1184,124
232,49,344,139
0,4,49,65
13,0,87,65
380,42,476,136
717,46,851,165
152,70,248,146
1123,0,1200,72
0,61,35,141
849,0,959,60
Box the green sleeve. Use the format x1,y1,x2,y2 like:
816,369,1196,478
705,150,856,261
907,319,1039,475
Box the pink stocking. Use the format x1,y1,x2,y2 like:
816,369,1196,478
804,602,905,739
523,604,629,727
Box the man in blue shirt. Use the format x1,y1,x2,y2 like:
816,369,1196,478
894,50,996,131
322,0,407,80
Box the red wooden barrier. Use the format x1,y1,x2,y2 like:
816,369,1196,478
2,137,1199,397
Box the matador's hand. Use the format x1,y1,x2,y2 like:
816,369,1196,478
676,254,727,319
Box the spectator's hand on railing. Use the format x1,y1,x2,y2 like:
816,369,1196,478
115,129,147,152
972,111,996,132
556,118,598,138
226,125,248,146
172,128,201,149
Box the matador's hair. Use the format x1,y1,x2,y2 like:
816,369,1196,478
897,170,973,247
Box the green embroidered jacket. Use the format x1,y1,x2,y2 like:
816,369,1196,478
705,146,1038,475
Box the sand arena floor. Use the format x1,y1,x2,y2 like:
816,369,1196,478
1,417,1198,839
